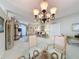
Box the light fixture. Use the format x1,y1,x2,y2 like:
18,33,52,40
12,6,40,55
33,0,57,23
33,9,39,17
40,1,48,10
33,0,57,37
50,7,57,14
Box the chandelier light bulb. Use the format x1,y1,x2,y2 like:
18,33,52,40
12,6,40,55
33,9,39,15
40,1,48,10
50,7,57,14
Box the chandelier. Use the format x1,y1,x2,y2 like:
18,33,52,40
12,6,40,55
33,0,57,23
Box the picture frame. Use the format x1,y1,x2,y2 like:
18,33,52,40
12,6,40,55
72,23,79,32
0,16,4,32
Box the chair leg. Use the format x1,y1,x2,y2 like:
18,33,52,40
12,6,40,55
61,53,63,59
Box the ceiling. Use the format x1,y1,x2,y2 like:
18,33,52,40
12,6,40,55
0,0,79,23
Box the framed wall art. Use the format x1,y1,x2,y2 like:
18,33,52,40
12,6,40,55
72,23,79,32
0,16,4,32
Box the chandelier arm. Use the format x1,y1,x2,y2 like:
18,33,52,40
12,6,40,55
51,14,55,20
35,15,37,18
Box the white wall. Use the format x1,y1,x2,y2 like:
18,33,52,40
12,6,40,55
56,12,79,36
49,23,61,36
0,7,7,58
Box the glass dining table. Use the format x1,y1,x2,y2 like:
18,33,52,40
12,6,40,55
29,35,67,59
